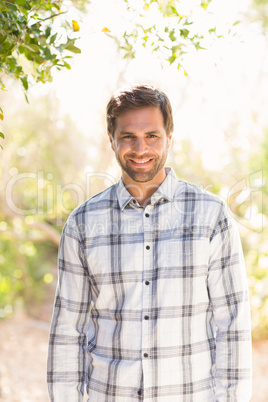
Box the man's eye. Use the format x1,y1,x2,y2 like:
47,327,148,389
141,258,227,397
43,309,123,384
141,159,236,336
148,134,156,138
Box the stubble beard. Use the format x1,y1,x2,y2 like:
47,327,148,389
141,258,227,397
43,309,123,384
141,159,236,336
115,150,168,183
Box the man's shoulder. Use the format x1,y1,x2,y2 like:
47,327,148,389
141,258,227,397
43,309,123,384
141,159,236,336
177,179,225,206
173,180,233,235
69,182,119,220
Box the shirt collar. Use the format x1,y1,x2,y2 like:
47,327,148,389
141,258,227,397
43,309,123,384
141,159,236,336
116,167,180,211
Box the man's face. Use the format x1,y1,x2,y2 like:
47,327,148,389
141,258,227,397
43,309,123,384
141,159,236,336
108,107,172,185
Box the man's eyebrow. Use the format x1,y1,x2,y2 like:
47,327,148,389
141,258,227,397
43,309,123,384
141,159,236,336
118,130,161,135
119,131,135,135
145,130,160,134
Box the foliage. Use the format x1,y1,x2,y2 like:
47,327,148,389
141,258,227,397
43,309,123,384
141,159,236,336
0,0,83,89
169,127,268,340
0,235,57,319
0,94,91,318
251,0,268,32
0,0,229,148
119,0,220,70
246,130,268,339
0,0,85,143
214,127,268,340
0,0,220,94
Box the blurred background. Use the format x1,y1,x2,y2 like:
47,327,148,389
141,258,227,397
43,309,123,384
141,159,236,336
0,0,268,400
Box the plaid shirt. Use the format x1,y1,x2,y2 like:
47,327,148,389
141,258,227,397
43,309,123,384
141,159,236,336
47,168,252,402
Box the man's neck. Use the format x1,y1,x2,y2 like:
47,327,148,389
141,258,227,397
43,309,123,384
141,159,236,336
122,169,167,207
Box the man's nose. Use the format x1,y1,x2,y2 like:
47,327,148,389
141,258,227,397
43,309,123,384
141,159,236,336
133,138,148,153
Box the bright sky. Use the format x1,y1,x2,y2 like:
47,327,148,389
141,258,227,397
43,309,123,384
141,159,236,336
29,0,268,171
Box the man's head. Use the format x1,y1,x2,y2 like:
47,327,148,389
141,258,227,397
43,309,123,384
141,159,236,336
106,84,174,138
106,85,174,193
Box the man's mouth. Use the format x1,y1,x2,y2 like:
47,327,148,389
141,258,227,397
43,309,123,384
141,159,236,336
129,158,153,166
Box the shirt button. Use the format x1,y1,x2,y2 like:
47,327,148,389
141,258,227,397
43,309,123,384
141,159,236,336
145,213,149,217
143,353,148,358
137,389,142,396
144,315,149,320
146,245,150,250
145,281,150,285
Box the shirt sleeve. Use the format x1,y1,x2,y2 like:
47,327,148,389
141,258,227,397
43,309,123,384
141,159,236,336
208,203,252,402
47,216,91,402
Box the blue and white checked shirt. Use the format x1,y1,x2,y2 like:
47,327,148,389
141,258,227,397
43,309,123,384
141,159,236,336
47,168,252,401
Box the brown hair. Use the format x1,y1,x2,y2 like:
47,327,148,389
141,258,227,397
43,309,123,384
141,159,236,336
106,84,174,137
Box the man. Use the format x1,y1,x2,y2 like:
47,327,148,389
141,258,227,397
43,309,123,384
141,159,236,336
47,85,252,401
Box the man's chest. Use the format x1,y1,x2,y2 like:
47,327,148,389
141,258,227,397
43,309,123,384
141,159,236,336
82,206,211,305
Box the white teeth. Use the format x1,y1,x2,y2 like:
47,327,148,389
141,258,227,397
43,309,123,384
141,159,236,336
133,159,150,164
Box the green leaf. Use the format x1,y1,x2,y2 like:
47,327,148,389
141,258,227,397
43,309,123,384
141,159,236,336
180,29,189,39
201,1,211,10
64,61,71,69
65,38,76,47
170,6,179,16
209,27,216,34
49,33,57,44
43,47,52,58
0,132,5,139
52,2,61,11
65,45,81,54
233,20,240,26
22,2,31,10
28,44,40,52
18,14,27,23
167,55,176,65
16,0,26,5
194,42,206,51
6,3,17,11
45,27,51,38
20,76,28,90
169,29,176,42
18,45,25,54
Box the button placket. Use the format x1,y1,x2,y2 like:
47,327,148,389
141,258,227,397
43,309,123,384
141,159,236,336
141,205,153,392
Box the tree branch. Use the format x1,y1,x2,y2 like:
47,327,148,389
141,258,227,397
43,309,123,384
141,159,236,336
42,11,68,22
2,203,61,246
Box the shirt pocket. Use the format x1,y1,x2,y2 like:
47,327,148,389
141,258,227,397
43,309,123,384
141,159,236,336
161,238,209,273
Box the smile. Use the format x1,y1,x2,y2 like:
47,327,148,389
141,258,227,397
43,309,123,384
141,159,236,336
129,158,153,166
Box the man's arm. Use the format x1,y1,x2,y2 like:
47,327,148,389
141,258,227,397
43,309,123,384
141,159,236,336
47,217,91,402
208,203,252,401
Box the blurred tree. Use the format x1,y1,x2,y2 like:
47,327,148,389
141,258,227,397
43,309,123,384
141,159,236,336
118,0,220,69
246,130,268,339
250,0,268,32
0,90,117,318
0,93,89,318
0,0,86,143
1,0,226,147
213,121,268,339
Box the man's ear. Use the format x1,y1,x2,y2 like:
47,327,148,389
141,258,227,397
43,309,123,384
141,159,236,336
167,131,173,149
107,132,115,152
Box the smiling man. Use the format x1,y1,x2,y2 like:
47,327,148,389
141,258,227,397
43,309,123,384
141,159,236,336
47,85,252,401
108,106,172,205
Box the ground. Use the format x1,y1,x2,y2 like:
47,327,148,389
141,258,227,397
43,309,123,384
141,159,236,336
0,315,267,401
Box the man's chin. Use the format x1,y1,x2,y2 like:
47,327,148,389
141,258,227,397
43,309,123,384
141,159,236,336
125,171,156,183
